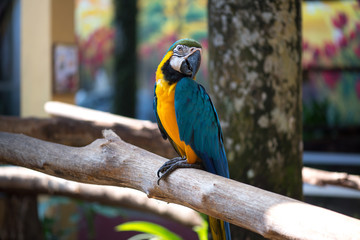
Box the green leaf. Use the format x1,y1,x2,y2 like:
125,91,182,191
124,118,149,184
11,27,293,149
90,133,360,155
128,233,159,240
193,218,208,240
115,221,182,240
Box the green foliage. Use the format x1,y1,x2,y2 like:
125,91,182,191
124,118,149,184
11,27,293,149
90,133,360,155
192,217,208,240
38,197,77,240
78,201,129,239
138,2,166,42
303,100,329,127
39,196,208,240
115,215,209,240
39,197,129,240
138,0,207,43
185,5,204,22
115,221,182,240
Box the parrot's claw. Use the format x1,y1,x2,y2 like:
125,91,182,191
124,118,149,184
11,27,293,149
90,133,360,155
157,157,202,184
157,157,185,177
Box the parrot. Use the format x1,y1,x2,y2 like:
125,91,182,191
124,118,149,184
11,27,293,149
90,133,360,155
153,38,231,240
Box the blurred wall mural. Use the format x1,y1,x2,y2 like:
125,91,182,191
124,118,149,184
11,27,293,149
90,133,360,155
302,1,360,129
74,0,207,119
136,0,208,120
53,44,79,94
75,0,115,112
74,0,360,135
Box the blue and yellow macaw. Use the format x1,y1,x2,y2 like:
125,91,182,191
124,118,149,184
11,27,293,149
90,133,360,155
153,38,231,240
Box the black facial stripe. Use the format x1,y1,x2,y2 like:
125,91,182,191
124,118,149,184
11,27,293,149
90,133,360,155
161,59,187,84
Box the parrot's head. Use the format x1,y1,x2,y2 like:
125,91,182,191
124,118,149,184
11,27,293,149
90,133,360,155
156,38,202,83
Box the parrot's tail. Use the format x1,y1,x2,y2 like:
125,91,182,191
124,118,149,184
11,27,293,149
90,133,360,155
209,216,231,240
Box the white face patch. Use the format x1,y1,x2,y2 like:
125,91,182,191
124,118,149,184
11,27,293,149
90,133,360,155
169,56,184,72
169,44,202,75
170,44,190,72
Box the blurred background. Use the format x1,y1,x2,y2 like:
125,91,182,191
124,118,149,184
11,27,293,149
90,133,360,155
0,0,359,239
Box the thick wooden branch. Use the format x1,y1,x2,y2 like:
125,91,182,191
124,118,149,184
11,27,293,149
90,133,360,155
303,167,360,191
43,101,360,192
4,101,360,192
0,131,359,239
0,166,202,228
0,116,103,146
2,103,360,192
0,101,176,158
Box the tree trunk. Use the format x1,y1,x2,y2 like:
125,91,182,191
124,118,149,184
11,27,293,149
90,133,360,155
113,0,137,117
208,1,303,239
0,193,43,240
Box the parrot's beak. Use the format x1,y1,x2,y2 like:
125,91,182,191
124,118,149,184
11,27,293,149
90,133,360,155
180,48,201,79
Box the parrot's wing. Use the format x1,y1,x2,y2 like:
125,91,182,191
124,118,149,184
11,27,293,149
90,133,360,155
174,77,230,178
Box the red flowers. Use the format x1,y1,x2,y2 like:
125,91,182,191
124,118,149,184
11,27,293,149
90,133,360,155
332,12,348,29
324,42,337,58
338,36,348,48
322,71,341,89
356,22,360,33
356,80,360,99
313,48,320,60
355,43,360,59
78,27,115,75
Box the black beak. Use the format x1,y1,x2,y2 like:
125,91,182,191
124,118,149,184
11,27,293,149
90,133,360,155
180,50,201,79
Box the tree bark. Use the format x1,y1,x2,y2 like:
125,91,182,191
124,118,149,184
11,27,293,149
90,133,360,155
1,131,360,239
208,1,303,238
0,193,43,240
0,166,202,228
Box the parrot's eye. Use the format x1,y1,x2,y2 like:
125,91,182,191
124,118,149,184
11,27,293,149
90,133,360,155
174,45,188,56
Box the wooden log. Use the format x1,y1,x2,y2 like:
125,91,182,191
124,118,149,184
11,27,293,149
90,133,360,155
0,116,103,147
2,106,360,192
0,166,202,228
0,130,359,239
44,101,360,191
303,167,360,191
0,104,176,158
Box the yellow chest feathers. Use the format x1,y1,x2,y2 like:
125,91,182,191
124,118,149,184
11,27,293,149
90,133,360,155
155,78,199,163
155,51,180,146
155,79,179,145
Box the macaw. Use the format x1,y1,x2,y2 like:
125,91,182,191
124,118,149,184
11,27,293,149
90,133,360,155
153,38,231,240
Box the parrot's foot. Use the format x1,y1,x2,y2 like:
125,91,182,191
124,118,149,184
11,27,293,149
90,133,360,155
157,157,202,184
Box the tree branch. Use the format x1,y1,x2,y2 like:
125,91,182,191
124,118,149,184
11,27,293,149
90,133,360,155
0,130,359,239
0,166,202,228
43,101,360,191
44,101,176,157
0,101,176,158
302,167,360,191
3,102,360,191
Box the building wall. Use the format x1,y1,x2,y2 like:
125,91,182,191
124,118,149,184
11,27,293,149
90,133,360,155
21,0,75,117
51,0,76,104
52,0,75,44
21,0,51,117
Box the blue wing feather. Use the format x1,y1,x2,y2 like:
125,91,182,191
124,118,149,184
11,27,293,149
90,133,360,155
174,77,229,178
